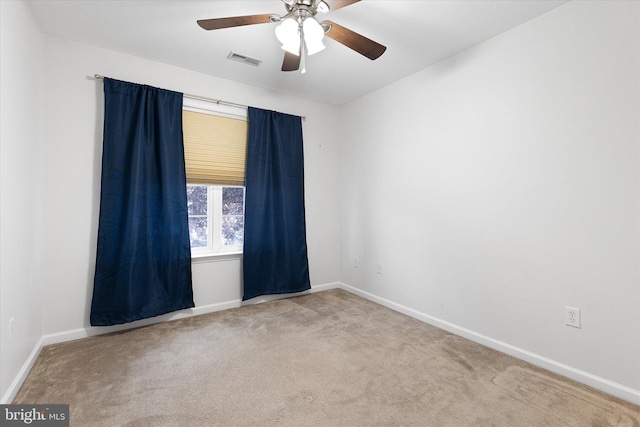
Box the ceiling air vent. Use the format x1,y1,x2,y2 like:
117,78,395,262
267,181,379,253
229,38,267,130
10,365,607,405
227,52,262,67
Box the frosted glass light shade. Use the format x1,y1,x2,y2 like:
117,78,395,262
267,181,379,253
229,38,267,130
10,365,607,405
303,18,325,55
275,18,301,55
317,1,330,13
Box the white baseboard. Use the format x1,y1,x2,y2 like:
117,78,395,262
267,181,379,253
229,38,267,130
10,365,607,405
42,282,340,346
1,337,44,404
2,281,342,402
338,282,640,406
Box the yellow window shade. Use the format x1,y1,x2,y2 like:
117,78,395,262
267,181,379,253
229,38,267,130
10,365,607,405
183,109,247,186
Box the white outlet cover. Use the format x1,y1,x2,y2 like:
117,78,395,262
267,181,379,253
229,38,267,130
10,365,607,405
565,306,581,328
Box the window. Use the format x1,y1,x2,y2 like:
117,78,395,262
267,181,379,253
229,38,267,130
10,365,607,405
182,97,248,256
187,184,245,255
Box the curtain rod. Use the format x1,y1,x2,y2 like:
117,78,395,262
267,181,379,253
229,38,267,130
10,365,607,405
93,74,305,121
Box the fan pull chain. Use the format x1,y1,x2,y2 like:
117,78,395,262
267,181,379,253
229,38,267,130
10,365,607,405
300,32,307,74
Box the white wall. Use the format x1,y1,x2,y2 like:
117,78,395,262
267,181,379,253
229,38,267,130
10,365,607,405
0,0,45,401
340,0,640,397
39,36,342,335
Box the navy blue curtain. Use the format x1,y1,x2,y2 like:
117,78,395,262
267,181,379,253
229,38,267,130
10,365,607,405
242,107,311,300
90,78,194,326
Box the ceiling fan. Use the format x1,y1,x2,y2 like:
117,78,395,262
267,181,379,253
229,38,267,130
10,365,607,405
197,0,386,73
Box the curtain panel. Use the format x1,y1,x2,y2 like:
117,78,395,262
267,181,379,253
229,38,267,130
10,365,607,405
90,78,194,326
242,107,311,300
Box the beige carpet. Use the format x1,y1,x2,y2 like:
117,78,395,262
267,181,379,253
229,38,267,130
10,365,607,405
14,289,640,426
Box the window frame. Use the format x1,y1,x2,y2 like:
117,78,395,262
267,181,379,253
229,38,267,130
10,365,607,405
188,184,245,258
183,96,248,260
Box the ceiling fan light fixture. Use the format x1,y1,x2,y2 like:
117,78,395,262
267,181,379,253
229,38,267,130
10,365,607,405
302,17,325,55
275,17,301,55
197,0,387,73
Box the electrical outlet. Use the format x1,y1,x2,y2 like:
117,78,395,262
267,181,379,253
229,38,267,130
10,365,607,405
354,257,359,268
376,264,382,274
565,307,581,328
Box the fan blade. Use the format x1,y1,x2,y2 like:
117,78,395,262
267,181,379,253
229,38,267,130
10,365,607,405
197,14,274,31
322,20,386,60
325,0,361,11
282,50,301,72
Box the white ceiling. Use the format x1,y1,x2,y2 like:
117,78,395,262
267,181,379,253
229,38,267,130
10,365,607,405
26,0,568,105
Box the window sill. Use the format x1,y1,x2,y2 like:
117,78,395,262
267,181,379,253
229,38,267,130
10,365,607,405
191,251,242,264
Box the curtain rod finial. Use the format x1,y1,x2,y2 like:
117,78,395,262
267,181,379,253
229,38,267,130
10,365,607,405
94,74,104,79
